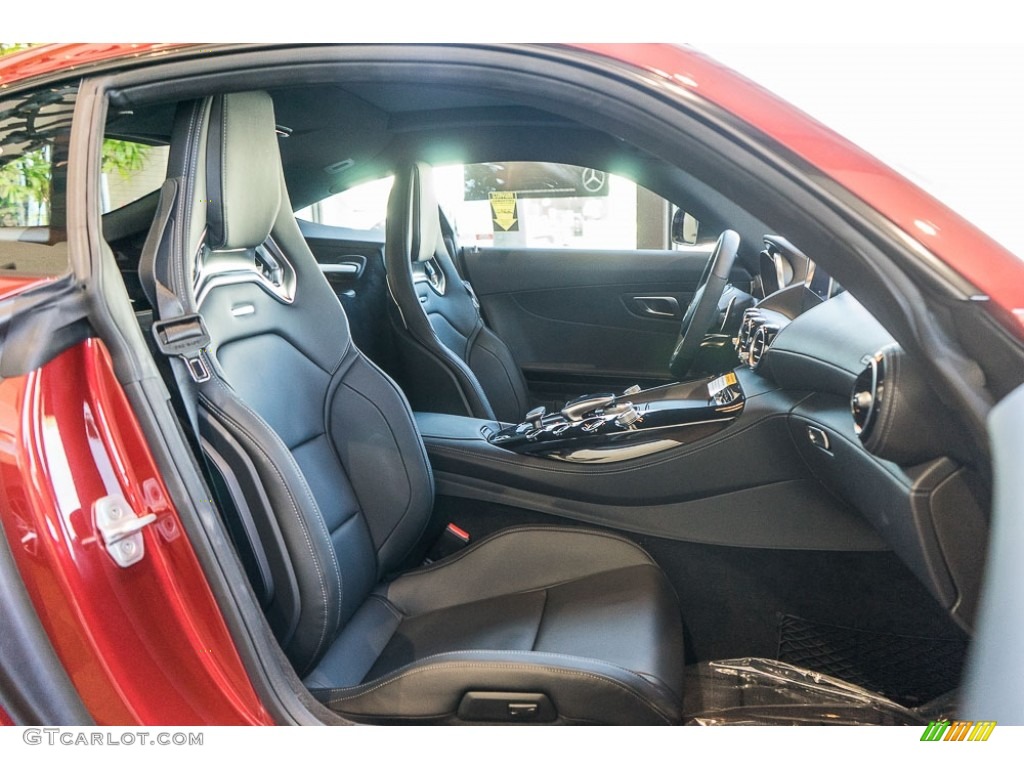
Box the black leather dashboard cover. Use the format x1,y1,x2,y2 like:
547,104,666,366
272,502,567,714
766,292,895,397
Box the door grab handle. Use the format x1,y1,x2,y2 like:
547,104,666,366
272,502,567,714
633,296,680,318
321,262,360,275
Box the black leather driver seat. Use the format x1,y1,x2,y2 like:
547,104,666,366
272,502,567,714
385,162,531,424
139,91,684,724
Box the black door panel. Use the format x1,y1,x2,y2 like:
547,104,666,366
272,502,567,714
466,247,713,293
484,288,685,381
463,246,729,393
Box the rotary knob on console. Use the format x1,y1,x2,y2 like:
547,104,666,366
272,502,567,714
604,402,640,428
614,405,640,428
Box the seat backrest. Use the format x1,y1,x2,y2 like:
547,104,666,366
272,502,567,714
384,162,529,424
140,93,433,677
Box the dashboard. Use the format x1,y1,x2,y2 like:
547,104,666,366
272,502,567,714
739,236,843,372
737,234,986,631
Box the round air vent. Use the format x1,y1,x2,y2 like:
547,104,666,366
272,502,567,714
851,351,884,440
736,307,789,370
736,309,759,365
748,324,778,370
851,345,956,465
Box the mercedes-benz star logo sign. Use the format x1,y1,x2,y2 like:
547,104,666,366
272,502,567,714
581,168,607,193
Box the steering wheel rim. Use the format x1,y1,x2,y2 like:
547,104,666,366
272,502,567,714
668,229,741,379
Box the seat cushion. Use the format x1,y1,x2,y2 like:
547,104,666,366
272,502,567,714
304,527,684,724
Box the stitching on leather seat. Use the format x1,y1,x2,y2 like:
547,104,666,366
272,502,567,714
201,387,340,672
468,334,524,419
397,525,655,577
338,379,417,550
398,563,660,620
173,101,204,299
366,593,406,621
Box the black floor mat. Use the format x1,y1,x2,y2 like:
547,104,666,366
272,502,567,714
777,614,967,707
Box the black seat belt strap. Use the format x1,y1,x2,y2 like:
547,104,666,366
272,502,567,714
138,176,208,445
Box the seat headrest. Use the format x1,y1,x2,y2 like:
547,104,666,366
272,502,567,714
205,91,282,251
410,162,444,262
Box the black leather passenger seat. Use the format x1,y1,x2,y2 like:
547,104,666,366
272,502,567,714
385,162,532,424
138,90,685,724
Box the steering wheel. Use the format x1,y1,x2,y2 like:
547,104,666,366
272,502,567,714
668,229,741,379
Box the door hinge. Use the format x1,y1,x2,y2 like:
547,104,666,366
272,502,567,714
93,495,157,568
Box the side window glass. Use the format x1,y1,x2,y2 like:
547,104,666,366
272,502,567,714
100,139,169,213
294,162,701,252
295,176,394,232
0,82,77,275
437,161,689,251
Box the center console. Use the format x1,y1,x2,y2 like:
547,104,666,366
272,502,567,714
413,367,883,552
483,372,745,463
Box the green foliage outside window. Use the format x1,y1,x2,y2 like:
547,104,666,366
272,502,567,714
101,139,151,179
0,148,51,226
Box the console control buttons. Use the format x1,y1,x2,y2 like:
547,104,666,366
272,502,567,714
486,375,745,461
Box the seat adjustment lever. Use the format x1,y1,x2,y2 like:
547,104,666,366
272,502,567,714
457,691,556,723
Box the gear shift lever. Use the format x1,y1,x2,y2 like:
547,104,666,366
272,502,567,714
524,405,547,429
561,393,617,422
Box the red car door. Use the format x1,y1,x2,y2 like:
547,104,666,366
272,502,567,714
0,72,271,727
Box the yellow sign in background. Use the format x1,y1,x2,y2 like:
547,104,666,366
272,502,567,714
489,191,519,232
